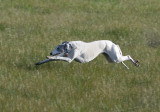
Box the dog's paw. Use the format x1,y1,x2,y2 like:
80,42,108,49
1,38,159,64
134,60,140,67
35,62,41,66
46,56,57,60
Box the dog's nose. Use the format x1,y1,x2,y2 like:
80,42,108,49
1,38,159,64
50,53,52,55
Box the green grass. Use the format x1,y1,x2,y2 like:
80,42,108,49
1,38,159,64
0,0,160,111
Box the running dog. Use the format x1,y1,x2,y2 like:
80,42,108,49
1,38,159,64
35,40,139,69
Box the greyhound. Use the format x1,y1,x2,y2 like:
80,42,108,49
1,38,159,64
35,40,139,69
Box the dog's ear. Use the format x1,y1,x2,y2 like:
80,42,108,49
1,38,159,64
64,43,70,50
62,41,68,44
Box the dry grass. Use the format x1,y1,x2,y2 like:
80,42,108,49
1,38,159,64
0,0,160,111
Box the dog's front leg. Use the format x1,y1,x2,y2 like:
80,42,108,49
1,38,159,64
47,50,80,63
47,56,72,63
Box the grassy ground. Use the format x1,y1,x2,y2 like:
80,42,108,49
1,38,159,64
0,0,160,111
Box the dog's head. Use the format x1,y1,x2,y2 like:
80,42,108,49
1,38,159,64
50,41,71,56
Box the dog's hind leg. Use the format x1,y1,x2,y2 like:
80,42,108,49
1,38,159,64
116,45,129,69
122,62,129,69
103,52,130,69
116,44,139,67
116,55,139,67
106,45,139,68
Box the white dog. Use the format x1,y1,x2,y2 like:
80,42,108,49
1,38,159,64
35,40,139,69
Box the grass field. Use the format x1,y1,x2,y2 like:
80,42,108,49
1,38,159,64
0,0,160,111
